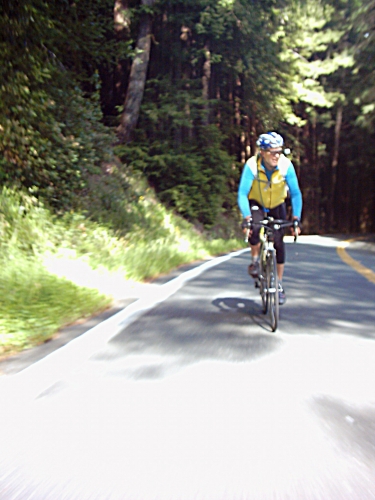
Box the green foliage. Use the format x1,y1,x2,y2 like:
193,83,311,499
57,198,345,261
269,0,375,232
0,0,117,210
0,188,55,256
2,0,374,248
0,63,114,209
0,186,242,355
276,0,353,115
0,256,110,356
349,0,375,128
116,79,238,226
114,0,303,225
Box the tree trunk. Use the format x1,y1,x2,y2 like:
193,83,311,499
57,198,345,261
304,115,320,234
328,104,343,229
114,0,131,106
117,1,154,144
202,43,211,126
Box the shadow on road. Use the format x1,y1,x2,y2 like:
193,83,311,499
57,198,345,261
94,294,283,380
311,395,375,464
211,296,273,333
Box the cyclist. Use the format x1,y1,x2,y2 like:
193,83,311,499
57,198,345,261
237,132,302,305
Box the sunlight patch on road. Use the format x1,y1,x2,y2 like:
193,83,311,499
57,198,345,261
329,319,367,329
284,235,343,247
0,361,337,498
42,255,158,300
265,333,375,404
4,352,373,500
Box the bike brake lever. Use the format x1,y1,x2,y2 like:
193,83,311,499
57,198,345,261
293,220,299,242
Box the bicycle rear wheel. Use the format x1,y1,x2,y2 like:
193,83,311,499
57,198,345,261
266,253,279,332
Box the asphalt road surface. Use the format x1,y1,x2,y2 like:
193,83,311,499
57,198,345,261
1,235,375,500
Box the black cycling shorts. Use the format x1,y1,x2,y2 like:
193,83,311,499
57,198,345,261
248,200,287,264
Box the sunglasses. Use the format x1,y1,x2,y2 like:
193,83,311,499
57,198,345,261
266,150,283,156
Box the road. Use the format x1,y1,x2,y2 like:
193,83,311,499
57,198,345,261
1,235,375,499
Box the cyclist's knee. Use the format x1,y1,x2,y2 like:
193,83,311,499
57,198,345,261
276,256,285,265
275,244,286,264
249,233,260,246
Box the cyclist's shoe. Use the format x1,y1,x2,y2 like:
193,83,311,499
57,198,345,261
248,261,259,278
278,284,286,305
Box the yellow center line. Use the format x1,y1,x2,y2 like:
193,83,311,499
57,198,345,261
337,238,375,284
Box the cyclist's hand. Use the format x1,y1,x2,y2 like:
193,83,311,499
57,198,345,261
241,217,252,234
241,217,252,241
291,218,301,237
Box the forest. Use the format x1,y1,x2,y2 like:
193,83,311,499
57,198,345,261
1,0,375,235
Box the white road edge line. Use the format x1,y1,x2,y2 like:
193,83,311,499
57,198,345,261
0,248,249,401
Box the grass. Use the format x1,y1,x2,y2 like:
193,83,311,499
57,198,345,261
0,255,111,357
0,187,244,357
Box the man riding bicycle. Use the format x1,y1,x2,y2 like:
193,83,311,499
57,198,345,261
237,132,303,305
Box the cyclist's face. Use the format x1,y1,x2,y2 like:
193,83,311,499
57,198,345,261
261,148,283,170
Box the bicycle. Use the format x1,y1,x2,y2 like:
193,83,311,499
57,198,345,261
245,217,299,332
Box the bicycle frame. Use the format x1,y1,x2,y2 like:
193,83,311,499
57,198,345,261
246,217,298,332
258,222,279,331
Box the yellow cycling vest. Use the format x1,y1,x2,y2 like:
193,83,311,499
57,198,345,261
248,154,289,209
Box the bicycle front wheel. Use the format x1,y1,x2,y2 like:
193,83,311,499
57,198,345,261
266,253,279,332
259,258,267,314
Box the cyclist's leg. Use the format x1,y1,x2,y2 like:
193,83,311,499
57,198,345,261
249,202,265,252
269,203,286,276
248,202,265,277
269,203,287,304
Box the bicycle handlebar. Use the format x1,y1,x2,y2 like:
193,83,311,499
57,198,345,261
243,217,299,243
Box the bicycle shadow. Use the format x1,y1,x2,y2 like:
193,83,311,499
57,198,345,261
95,293,282,381
211,296,273,333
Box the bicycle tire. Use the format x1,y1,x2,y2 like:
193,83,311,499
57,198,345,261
259,254,267,314
267,252,279,332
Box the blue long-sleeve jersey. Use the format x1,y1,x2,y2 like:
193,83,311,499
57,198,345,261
237,156,303,219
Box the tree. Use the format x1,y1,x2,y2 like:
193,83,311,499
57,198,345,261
117,0,157,143
274,0,358,232
3,0,375,232
0,0,114,209
115,0,294,225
